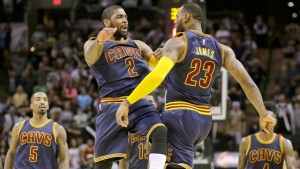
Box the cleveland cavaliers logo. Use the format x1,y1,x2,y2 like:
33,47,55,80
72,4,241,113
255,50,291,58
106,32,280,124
104,46,141,63
20,131,53,147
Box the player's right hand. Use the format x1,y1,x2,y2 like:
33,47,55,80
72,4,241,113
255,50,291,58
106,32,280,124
96,27,117,43
260,111,277,134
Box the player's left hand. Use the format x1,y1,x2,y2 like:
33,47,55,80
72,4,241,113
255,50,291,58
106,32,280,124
153,48,163,59
116,99,130,127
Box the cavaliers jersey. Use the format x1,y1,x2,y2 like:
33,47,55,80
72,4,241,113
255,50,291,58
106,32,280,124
128,133,148,169
246,133,284,169
89,38,150,99
165,30,223,114
14,119,58,169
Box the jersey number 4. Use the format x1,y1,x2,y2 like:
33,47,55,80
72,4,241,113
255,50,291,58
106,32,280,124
185,58,215,88
125,57,138,77
29,146,38,162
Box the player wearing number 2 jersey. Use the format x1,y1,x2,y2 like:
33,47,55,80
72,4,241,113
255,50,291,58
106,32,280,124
4,91,69,169
83,5,167,169
116,3,276,169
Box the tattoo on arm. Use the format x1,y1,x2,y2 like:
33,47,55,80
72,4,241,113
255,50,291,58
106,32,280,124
231,60,241,77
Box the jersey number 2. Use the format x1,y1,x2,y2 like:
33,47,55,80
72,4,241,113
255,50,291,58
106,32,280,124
125,57,138,77
184,58,215,88
29,146,38,162
263,163,269,169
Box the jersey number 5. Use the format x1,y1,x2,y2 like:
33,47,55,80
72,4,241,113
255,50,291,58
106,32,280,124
29,146,38,162
185,58,215,88
125,57,138,77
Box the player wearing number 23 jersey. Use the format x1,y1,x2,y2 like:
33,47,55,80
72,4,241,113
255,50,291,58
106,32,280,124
116,3,276,169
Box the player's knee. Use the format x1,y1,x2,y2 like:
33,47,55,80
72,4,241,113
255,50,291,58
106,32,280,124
150,125,167,143
94,160,113,169
150,125,167,154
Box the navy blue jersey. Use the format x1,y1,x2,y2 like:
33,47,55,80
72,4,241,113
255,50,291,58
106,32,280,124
165,31,223,114
15,119,58,169
128,133,148,169
89,38,150,99
246,133,284,169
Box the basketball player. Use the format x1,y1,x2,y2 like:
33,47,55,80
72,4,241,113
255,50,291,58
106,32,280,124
4,91,69,169
238,102,297,169
83,5,167,169
116,3,276,168
119,95,158,169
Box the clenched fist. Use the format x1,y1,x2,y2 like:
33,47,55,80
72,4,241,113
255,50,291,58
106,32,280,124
97,27,117,43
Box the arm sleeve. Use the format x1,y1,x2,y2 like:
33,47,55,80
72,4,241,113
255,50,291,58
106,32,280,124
148,55,159,68
127,56,175,104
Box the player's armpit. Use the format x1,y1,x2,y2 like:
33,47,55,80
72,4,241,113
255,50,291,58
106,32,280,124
282,138,297,169
4,121,24,169
238,137,249,169
56,124,69,169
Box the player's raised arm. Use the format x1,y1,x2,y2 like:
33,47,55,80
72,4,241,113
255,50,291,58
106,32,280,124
116,37,183,127
238,136,249,169
83,28,117,66
56,124,69,169
282,138,297,169
4,121,24,169
221,44,275,132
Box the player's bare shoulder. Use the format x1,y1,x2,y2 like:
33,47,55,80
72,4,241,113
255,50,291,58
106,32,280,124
55,123,67,141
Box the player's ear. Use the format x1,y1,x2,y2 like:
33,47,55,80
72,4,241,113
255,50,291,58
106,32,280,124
183,13,190,23
103,19,111,27
30,103,33,110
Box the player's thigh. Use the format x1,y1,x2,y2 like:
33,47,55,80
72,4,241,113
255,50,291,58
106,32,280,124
94,103,128,162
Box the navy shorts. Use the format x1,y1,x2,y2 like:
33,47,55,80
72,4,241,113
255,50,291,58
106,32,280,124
94,99,164,163
162,109,212,168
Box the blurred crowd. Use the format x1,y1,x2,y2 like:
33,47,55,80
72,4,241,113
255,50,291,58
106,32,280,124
0,0,300,168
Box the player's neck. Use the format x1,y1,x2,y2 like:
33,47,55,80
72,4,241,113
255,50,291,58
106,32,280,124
187,23,203,33
31,114,48,124
258,130,274,141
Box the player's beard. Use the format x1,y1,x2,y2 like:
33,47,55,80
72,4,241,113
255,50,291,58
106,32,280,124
111,25,127,39
38,107,47,115
176,20,185,33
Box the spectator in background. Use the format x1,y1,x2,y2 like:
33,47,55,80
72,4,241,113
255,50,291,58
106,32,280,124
241,34,257,64
253,15,267,47
228,101,245,146
33,77,48,93
73,108,88,129
294,99,300,135
215,23,230,45
248,58,266,89
71,63,88,83
276,94,295,135
81,139,94,168
77,88,92,111
17,106,29,122
69,138,80,169
146,26,164,49
63,80,78,100
0,23,7,70
11,85,28,108
67,120,82,142
2,106,18,142
61,100,74,128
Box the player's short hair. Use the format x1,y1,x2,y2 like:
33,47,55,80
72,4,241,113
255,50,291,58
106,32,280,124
264,101,278,118
182,3,203,22
31,90,48,102
101,5,123,21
